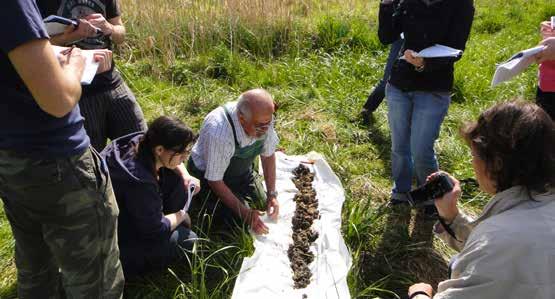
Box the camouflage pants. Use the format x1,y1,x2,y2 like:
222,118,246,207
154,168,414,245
0,148,124,299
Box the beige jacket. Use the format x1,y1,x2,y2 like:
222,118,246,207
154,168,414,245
434,186,555,299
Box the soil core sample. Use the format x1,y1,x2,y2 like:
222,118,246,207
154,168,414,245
288,164,319,289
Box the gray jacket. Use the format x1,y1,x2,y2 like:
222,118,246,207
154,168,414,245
434,186,555,298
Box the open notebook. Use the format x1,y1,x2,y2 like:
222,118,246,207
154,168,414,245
400,44,463,60
52,47,99,85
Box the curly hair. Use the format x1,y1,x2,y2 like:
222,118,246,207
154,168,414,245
461,101,555,193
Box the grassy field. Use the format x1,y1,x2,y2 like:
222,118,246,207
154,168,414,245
1,0,554,298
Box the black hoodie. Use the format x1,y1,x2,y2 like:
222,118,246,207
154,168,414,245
379,0,475,92
101,132,173,276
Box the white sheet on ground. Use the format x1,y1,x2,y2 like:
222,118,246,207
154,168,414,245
231,151,352,299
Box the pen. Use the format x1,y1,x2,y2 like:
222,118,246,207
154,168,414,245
61,45,75,56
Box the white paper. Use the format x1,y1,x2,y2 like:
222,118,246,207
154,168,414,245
416,44,462,58
80,51,99,85
400,44,462,60
52,47,99,85
183,184,196,212
231,152,352,299
491,45,545,87
43,15,77,36
45,22,69,36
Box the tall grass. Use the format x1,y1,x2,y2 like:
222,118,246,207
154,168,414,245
121,0,380,63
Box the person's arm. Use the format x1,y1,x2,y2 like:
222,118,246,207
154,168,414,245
261,154,279,220
174,164,201,195
431,172,475,251
164,210,189,231
207,180,269,234
378,0,401,45
108,16,125,45
537,37,555,63
417,0,475,72
49,19,100,46
433,231,524,298
85,14,126,45
124,184,182,239
8,39,84,118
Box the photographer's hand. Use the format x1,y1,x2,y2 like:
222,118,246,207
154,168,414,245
427,172,460,223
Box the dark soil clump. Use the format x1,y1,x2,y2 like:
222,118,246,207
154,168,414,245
288,164,319,289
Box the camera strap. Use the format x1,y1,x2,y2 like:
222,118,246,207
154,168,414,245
438,216,460,242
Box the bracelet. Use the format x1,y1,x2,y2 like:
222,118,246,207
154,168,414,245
267,190,278,198
409,291,431,299
414,63,425,72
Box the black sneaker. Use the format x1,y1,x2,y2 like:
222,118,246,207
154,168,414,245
388,192,411,207
360,108,373,125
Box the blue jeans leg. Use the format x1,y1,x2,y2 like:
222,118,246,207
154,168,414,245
411,91,451,186
386,83,413,194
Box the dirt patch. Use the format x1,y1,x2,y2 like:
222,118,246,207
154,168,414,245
288,164,319,289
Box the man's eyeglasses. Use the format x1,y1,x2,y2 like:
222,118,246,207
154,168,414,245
253,116,275,131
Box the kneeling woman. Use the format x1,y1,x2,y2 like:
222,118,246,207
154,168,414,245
102,116,199,278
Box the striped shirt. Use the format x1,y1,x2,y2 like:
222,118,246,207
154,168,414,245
190,102,279,181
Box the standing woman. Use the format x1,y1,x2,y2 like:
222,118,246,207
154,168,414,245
38,0,147,151
378,0,474,208
101,116,199,278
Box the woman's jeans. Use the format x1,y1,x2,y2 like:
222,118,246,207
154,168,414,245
386,83,451,197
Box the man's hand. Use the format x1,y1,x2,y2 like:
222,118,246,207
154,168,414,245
85,14,114,36
266,196,279,221
428,171,461,223
242,207,269,235
91,49,112,74
404,49,425,69
536,37,555,63
408,283,433,298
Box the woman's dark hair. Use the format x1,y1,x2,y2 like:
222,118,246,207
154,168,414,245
137,116,197,174
461,101,555,193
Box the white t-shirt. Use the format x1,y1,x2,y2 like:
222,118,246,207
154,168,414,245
190,102,279,181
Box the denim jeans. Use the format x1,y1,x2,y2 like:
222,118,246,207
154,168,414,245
363,39,404,112
386,83,451,196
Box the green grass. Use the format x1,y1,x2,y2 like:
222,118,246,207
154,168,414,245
1,0,554,298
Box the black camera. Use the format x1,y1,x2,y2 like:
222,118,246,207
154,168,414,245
408,173,454,207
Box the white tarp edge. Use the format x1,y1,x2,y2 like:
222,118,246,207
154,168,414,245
231,151,352,299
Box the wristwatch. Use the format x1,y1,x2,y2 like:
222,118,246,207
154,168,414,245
267,190,278,198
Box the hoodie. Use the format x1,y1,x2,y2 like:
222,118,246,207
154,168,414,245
101,132,173,275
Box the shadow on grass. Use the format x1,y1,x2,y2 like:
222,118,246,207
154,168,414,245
358,205,448,298
0,282,16,299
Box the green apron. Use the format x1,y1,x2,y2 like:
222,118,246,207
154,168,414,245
187,104,268,224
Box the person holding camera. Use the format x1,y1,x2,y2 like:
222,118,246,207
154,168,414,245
38,0,147,151
378,0,474,212
408,101,555,299
1,0,123,297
